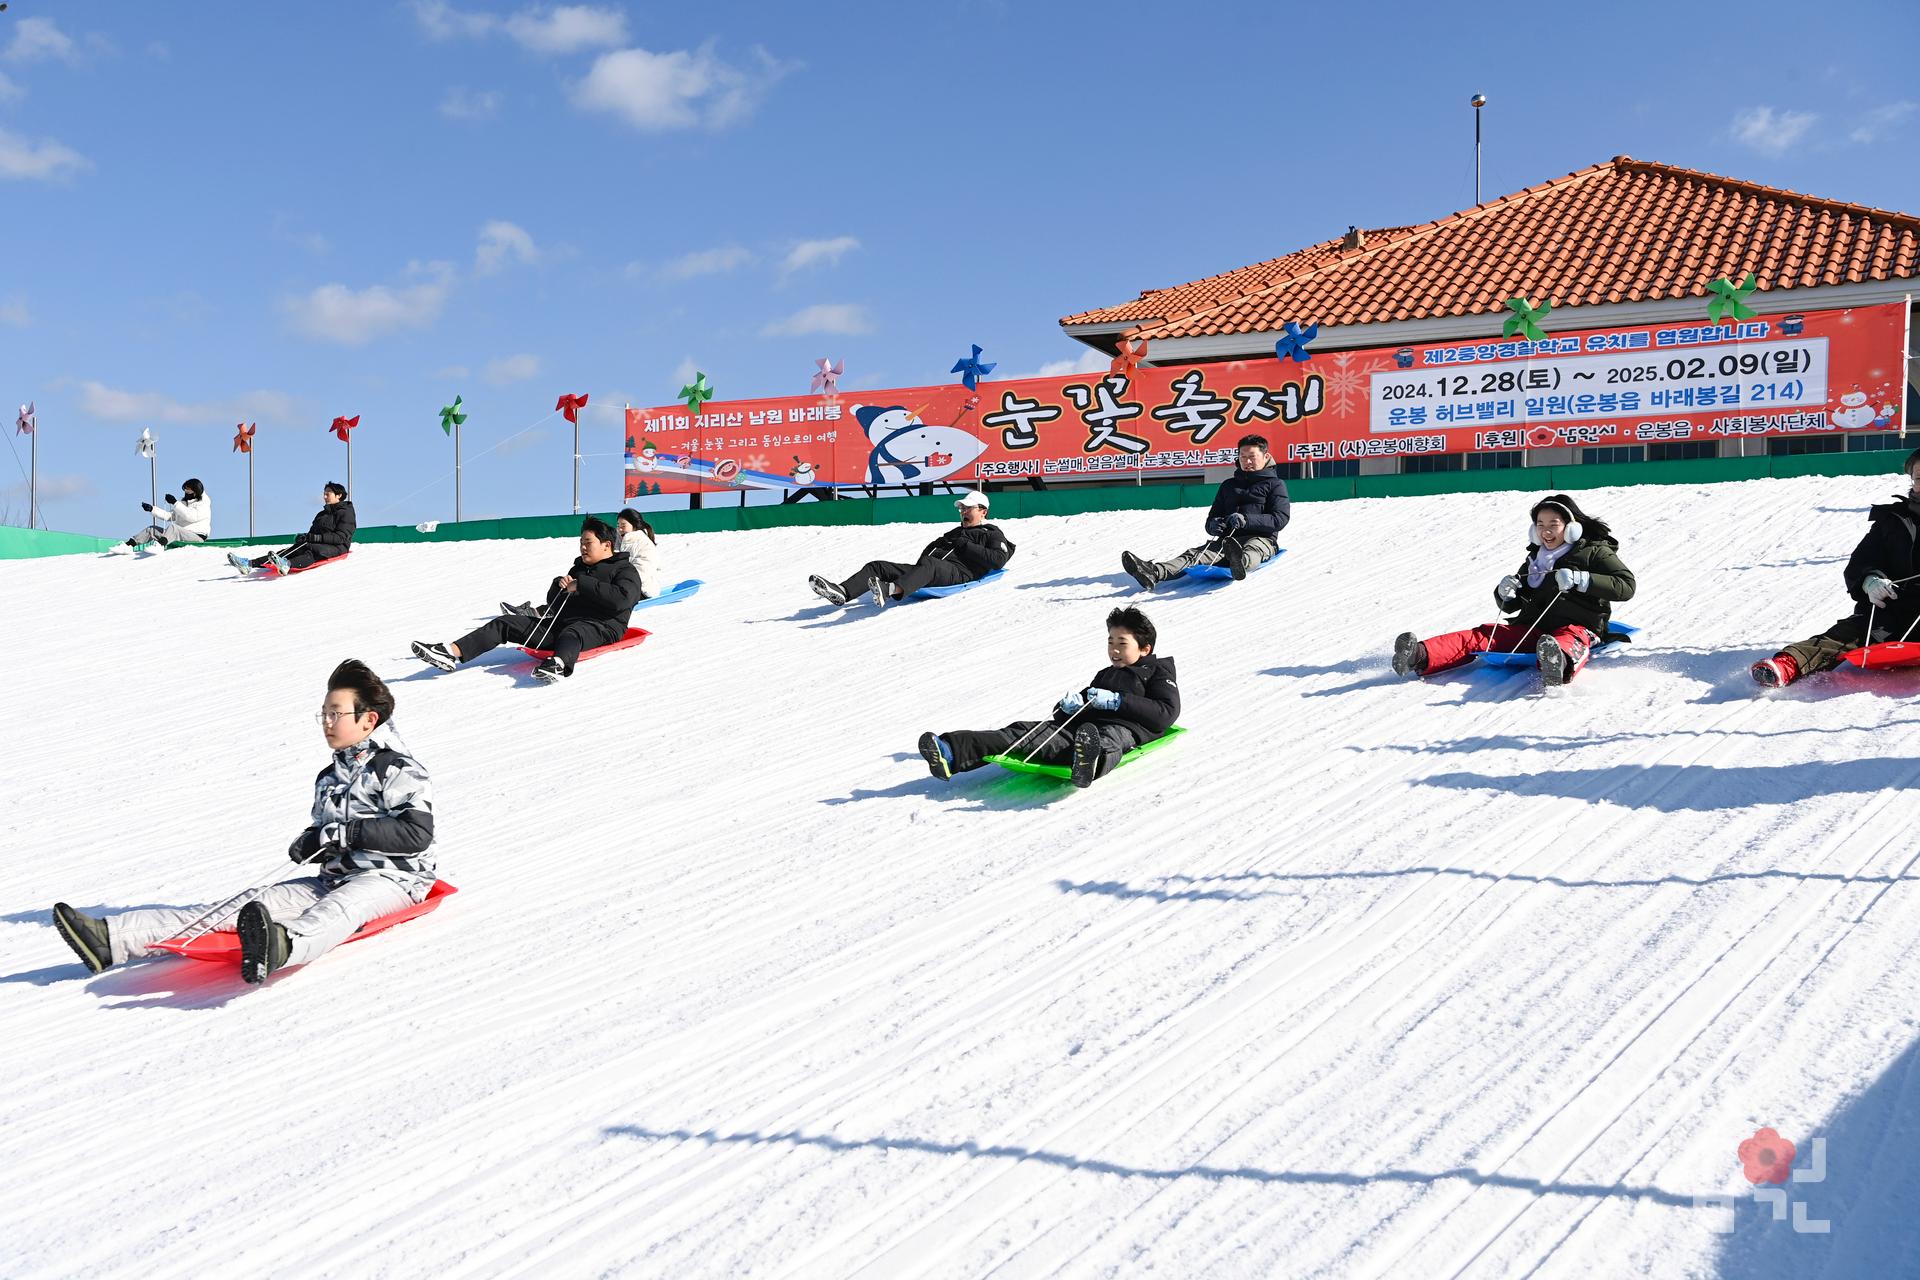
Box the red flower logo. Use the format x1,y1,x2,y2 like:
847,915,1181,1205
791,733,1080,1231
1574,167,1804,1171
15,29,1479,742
1526,426,1558,449
1737,1127,1795,1185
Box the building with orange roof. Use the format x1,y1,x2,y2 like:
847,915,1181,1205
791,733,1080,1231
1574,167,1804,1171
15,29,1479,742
1061,157,1919,475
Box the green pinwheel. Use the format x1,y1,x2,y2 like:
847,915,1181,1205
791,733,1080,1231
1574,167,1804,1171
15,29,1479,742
680,371,715,418
439,395,466,436
1502,296,1553,342
1706,272,1758,323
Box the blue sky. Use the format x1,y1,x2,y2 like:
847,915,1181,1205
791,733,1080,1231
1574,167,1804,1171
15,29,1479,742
3,0,1916,537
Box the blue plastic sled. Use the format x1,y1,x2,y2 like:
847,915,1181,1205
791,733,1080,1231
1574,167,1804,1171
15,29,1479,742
1476,622,1640,667
1183,549,1288,581
632,578,704,610
909,569,1006,600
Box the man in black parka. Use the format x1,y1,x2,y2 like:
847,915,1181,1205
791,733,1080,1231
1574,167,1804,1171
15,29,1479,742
809,489,1016,607
917,606,1179,789
1122,435,1290,587
228,481,356,573
1755,448,1920,687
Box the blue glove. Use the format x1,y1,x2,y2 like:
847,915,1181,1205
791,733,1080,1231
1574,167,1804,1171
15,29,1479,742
1226,513,1248,532
1056,690,1085,715
1204,516,1226,537
1086,688,1122,712
1554,567,1590,592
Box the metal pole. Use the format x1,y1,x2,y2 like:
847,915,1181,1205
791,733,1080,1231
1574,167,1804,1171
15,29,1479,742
149,452,157,516
572,420,581,514
248,447,255,538
455,421,463,523
1472,93,1486,205
347,437,354,502
28,427,37,529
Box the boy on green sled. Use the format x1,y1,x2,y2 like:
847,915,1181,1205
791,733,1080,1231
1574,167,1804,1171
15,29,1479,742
918,606,1180,789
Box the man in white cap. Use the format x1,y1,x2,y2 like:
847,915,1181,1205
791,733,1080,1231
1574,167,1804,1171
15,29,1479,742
810,489,1016,607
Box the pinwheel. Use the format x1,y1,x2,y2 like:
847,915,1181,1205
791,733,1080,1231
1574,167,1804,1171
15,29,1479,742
1273,322,1318,363
15,402,35,530
810,358,843,396
135,428,158,517
1706,272,1758,324
1110,338,1148,381
328,414,360,497
951,344,995,391
1501,296,1553,342
234,423,258,535
441,397,468,522
439,395,466,435
555,393,591,514
14,402,31,435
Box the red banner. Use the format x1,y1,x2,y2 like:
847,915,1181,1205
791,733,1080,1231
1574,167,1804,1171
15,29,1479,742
625,303,1908,497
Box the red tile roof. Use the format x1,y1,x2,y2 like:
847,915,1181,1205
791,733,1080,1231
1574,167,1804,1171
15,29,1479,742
1060,157,1920,343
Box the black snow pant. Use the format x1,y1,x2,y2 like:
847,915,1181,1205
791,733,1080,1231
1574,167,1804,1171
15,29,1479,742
942,718,1151,778
1778,612,1899,677
248,544,340,570
454,611,624,674
838,556,973,601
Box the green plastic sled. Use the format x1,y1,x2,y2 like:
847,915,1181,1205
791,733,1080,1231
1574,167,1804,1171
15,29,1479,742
985,725,1187,779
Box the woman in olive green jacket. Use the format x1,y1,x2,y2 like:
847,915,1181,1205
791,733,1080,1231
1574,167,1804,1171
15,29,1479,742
1391,494,1637,686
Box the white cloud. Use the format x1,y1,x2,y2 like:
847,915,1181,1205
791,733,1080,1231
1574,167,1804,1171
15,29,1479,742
1850,101,1917,144
0,71,24,101
281,262,455,345
653,245,754,280
4,17,77,64
760,303,873,338
504,5,627,53
671,357,699,387
0,127,89,182
436,364,472,380
411,0,497,40
271,213,329,256
76,381,297,426
1731,106,1817,155
572,42,791,131
780,235,859,277
475,220,539,275
0,295,26,327
1000,349,1111,382
4,472,92,504
483,352,543,385
440,87,503,121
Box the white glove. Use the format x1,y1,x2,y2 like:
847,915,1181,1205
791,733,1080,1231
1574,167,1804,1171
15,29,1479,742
1496,575,1521,602
1864,573,1899,608
1554,567,1590,592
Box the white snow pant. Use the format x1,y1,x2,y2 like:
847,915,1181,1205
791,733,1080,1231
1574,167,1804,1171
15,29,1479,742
107,872,428,967
127,525,208,547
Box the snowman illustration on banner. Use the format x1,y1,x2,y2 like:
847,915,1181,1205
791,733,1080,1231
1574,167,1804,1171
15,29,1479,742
1830,386,1878,430
853,404,987,485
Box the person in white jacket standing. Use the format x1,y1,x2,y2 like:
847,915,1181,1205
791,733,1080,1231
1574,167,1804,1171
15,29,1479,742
114,477,211,552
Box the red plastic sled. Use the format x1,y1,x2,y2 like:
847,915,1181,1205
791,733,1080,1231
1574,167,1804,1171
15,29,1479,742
1842,642,1920,669
262,551,352,577
151,880,458,962
520,626,651,662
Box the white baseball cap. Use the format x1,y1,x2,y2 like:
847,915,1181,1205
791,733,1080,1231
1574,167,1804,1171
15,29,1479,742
954,489,990,510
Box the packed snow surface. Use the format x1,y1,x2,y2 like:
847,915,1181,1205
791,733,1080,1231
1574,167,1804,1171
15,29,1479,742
4,474,1918,1278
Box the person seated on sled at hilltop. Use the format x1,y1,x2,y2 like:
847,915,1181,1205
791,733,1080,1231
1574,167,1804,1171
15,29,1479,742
502,507,662,617
917,605,1179,789
1120,435,1290,588
52,660,436,986
113,477,211,553
413,516,640,684
226,481,355,574
1753,447,1920,687
1390,494,1636,688
808,488,1014,607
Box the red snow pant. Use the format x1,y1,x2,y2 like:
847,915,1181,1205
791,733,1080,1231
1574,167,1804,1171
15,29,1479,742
1421,622,1595,680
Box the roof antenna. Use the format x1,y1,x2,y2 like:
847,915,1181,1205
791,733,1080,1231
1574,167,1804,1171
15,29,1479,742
1471,93,1487,204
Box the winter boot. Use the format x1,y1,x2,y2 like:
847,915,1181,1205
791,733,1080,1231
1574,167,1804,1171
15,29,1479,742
917,731,954,780
110,540,137,555
808,575,848,606
237,901,291,985
1391,631,1428,677
1121,551,1161,592
226,551,254,574
412,640,458,672
500,600,538,618
1227,538,1255,581
1751,656,1797,688
1069,723,1110,789
867,574,888,609
268,552,293,575
52,903,112,974
1536,634,1584,687
139,538,168,555
532,656,568,683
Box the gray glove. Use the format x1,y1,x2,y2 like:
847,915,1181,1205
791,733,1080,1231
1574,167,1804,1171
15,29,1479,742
1864,573,1899,608
1496,575,1521,603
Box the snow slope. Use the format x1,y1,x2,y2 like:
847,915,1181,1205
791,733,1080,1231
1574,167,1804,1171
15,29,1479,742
4,474,1919,1279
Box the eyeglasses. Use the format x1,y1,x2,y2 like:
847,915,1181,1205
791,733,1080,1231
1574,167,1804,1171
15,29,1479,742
314,709,363,725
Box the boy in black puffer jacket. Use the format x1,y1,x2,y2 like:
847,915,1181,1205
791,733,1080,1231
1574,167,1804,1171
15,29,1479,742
1122,434,1290,587
810,489,1015,607
228,481,356,574
918,606,1179,788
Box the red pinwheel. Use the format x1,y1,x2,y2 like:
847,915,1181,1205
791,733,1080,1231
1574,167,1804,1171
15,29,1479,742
1110,337,1148,380
556,392,590,424
233,422,256,454
329,414,360,442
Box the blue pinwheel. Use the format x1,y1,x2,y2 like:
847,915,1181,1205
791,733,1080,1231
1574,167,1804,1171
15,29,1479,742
1274,321,1319,363
951,344,996,391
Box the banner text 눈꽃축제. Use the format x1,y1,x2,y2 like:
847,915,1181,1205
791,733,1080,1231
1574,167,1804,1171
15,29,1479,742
623,303,1908,496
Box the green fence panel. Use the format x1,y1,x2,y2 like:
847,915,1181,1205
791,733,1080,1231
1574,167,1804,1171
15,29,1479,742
1771,449,1907,479
0,527,119,558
